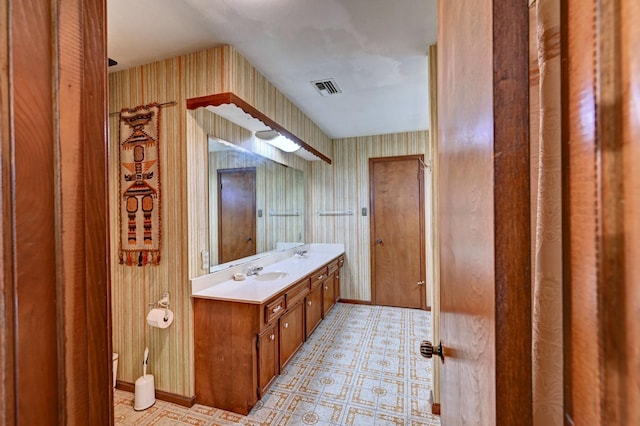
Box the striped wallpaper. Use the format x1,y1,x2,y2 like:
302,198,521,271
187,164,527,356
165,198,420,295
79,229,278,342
109,44,432,400
310,131,431,303
109,46,327,398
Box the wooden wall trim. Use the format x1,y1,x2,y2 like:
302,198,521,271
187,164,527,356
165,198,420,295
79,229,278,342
81,0,112,422
12,1,59,422
560,0,573,423
117,381,197,408
186,92,332,164
492,0,532,424
0,0,15,423
338,299,372,305
431,402,441,415
563,0,640,423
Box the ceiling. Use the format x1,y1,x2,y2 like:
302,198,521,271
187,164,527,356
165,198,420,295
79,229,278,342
107,0,437,139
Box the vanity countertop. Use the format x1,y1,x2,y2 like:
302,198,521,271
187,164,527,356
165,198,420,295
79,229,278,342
191,244,344,304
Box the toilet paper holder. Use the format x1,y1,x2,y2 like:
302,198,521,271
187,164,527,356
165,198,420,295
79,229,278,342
149,291,170,321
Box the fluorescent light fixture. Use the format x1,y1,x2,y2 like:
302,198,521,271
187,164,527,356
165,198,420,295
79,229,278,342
255,131,301,153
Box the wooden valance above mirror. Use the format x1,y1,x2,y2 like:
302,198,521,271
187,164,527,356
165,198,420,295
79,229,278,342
186,92,332,165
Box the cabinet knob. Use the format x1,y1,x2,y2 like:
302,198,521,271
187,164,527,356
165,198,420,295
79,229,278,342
272,305,282,314
336,275,340,279
284,322,289,329
270,334,275,341
324,286,328,290
318,275,323,280
307,301,312,306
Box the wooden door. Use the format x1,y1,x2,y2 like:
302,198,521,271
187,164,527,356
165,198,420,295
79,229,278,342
438,0,531,424
1,1,112,424
563,0,640,423
370,155,425,309
218,168,256,263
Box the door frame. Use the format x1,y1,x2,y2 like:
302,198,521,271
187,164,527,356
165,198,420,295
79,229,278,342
562,0,640,423
1,0,112,423
369,154,426,309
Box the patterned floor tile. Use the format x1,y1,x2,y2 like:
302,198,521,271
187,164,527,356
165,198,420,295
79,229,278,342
114,303,440,426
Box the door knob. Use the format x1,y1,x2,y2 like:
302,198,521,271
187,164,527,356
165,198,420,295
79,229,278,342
376,239,383,244
420,340,445,363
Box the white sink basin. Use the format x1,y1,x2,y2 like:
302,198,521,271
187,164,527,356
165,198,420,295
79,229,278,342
254,271,290,282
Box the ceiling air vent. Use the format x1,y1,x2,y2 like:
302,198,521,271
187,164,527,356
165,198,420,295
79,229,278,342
311,79,342,96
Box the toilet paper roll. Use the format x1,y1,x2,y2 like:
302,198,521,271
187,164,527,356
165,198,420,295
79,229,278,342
146,308,174,329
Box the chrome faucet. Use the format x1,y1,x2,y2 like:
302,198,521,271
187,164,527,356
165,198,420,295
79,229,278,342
247,265,263,276
295,249,308,257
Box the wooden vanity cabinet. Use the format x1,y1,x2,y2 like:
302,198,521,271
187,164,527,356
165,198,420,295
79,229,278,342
335,255,344,301
279,301,305,369
257,322,279,397
322,273,336,316
194,254,344,415
305,277,324,338
194,299,261,415
322,255,344,316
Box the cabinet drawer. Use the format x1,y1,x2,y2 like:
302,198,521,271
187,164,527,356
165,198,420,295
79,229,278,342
327,258,340,275
285,279,309,308
264,296,285,324
338,255,345,268
310,267,328,284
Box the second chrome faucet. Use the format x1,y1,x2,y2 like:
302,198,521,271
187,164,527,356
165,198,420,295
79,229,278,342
247,265,263,276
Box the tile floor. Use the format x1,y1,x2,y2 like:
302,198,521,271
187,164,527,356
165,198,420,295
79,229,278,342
114,303,441,425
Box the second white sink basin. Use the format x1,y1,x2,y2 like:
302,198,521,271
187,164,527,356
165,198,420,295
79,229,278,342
254,271,290,282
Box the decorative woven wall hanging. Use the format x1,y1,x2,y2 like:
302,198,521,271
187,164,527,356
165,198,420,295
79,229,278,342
118,103,162,266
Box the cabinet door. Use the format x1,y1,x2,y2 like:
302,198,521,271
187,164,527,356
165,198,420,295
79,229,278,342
305,282,323,338
257,323,278,397
322,274,336,316
334,269,341,302
279,301,305,369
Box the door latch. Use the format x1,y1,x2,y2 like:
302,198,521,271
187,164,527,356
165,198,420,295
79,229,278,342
420,340,445,363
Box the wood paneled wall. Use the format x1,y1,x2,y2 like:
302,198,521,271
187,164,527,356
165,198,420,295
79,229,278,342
109,46,327,398
311,132,430,303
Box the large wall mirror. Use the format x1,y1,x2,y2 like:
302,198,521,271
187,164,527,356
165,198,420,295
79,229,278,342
208,137,305,272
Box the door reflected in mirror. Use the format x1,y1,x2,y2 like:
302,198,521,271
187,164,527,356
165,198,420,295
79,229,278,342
208,137,305,271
